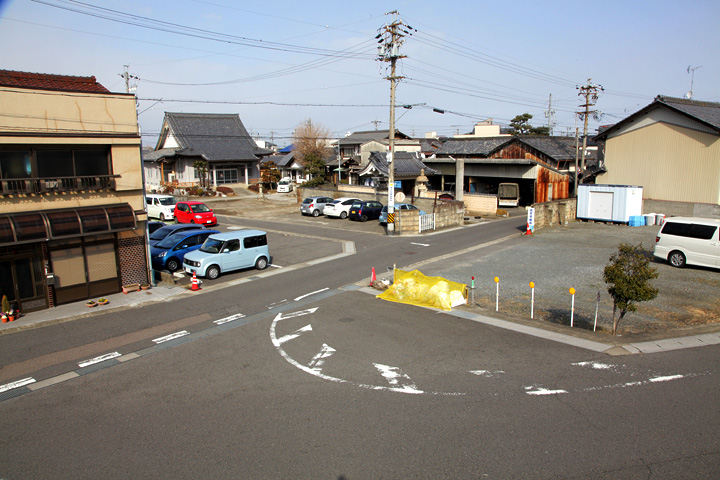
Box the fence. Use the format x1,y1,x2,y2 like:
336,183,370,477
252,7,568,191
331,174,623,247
419,213,435,233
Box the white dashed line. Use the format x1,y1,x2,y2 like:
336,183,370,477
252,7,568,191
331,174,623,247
0,377,36,393
214,313,246,325
153,331,190,344
78,352,121,368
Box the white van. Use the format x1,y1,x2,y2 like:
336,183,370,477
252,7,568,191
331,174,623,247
146,194,177,221
277,178,293,193
653,217,720,269
183,230,270,279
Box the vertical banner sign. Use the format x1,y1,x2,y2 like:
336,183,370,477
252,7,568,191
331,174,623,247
527,207,535,232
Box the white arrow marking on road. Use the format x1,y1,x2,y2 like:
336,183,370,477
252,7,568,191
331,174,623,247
153,331,190,344
273,307,318,322
0,377,36,393
308,343,336,371
294,289,329,302
78,352,122,368
410,242,430,247
214,313,246,325
276,324,313,346
374,363,423,394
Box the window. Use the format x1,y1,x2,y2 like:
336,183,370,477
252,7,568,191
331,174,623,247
662,222,717,240
244,235,267,248
0,151,32,178
224,239,240,252
3,148,110,179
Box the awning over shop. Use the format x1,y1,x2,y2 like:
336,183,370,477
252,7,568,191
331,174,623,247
0,204,137,247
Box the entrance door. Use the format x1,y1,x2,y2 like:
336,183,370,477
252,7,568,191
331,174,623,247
51,238,120,305
0,246,47,312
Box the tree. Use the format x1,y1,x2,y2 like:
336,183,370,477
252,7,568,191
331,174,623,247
294,119,331,185
509,113,550,136
260,160,281,188
603,243,659,335
193,160,210,191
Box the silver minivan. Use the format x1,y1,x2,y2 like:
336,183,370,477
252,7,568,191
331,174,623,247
653,217,720,269
183,230,270,279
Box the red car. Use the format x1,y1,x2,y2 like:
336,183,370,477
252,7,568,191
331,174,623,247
173,201,217,226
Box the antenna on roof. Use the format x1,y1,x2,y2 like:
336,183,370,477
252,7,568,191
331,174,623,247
686,65,702,99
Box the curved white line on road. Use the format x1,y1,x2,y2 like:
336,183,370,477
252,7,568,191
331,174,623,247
294,288,329,302
269,308,464,396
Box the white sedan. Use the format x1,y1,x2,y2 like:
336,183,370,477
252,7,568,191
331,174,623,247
322,197,361,219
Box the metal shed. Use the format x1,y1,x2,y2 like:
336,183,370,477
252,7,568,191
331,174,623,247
577,184,643,222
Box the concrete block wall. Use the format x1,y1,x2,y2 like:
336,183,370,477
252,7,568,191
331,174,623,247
462,193,498,215
533,198,577,228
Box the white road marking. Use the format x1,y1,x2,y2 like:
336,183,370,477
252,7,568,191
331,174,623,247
276,324,313,346
525,387,568,396
214,313,246,325
470,370,505,377
273,307,318,322
0,377,36,393
373,363,423,394
153,331,190,344
294,288,329,302
572,361,615,370
649,374,684,383
78,352,122,368
410,242,430,247
270,264,282,268
308,344,336,371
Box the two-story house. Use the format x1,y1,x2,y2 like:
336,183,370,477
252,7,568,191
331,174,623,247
0,70,148,311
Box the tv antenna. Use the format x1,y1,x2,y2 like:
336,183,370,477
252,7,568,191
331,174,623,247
686,65,702,99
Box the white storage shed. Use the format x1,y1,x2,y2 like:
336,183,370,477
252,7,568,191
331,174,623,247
577,184,643,223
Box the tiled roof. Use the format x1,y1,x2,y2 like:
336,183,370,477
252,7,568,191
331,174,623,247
0,69,111,93
164,112,268,162
435,137,511,155
338,129,411,145
658,96,720,130
519,136,585,161
362,152,437,178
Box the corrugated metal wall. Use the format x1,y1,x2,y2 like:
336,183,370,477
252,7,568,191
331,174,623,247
602,122,720,204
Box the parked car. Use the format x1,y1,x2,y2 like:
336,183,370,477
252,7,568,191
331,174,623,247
379,203,426,225
148,221,166,234
277,178,293,193
151,229,220,272
300,196,334,217
323,197,361,219
183,230,270,279
348,200,384,222
653,217,720,269
174,201,217,226
148,223,205,247
146,194,177,221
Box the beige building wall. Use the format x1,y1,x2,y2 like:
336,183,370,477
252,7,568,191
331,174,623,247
602,122,720,204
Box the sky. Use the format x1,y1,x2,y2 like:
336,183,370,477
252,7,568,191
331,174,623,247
1,0,718,148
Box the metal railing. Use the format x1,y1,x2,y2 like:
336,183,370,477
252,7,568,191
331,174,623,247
0,175,119,195
419,213,436,233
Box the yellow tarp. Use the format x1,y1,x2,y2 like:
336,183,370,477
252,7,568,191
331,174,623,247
376,269,467,311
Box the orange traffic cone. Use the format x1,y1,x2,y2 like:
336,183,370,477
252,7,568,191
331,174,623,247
191,271,201,291
525,223,532,235
370,267,377,286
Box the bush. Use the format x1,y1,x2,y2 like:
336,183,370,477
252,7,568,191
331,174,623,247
216,186,234,196
496,209,508,216
248,183,260,193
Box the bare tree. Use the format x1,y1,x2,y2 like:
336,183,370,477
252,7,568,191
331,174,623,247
294,119,331,185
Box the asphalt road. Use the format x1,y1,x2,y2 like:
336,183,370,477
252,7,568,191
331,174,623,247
1,209,718,479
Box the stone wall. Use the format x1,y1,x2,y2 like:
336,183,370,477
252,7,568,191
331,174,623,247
533,198,577,228
461,193,498,215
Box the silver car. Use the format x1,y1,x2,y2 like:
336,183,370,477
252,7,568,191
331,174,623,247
323,197,361,219
300,196,334,217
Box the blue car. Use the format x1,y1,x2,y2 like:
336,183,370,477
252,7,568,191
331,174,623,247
148,223,206,247
151,229,219,272
379,203,426,225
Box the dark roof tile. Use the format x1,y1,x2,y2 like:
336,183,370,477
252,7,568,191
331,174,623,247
0,69,111,93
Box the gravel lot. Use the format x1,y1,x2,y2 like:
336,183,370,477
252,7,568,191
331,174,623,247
419,220,720,336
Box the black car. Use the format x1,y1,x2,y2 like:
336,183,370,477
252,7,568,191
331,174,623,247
148,221,166,234
348,201,384,222
148,223,205,247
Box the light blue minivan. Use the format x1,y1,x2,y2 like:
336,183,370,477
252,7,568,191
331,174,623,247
183,230,270,279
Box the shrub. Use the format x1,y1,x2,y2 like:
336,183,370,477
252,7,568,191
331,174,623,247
496,209,508,216
248,183,261,193
216,186,234,196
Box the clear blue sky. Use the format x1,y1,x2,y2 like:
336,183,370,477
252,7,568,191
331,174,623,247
1,0,718,147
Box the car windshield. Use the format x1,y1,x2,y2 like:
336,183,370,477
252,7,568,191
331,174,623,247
149,228,173,241
200,238,223,254
158,197,176,206
190,204,211,213
156,233,184,249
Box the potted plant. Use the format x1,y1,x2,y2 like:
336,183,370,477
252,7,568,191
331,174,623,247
7,308,16,321
1,294,9,318
140,283,151,290
122,283,140,294
1,313,7,323
97,298,109,305
86,300,97,308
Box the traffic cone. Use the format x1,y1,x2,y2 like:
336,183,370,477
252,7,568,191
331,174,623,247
524,223,532,235
191,271,201,291
370,267,377,286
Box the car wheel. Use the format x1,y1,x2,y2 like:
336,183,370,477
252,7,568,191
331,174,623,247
360,215,368,222
206,265,220,279
255,256,268,270
166,258,179,272
312,209,320,217
668,251,686,268
160,213,166,221
340,211,347,219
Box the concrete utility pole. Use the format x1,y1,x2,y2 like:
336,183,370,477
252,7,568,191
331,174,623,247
576,78,603,183
120,65,139,94
544,93,556,136
377,11,413,236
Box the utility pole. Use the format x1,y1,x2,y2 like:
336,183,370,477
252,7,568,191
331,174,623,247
576,78,603,184
377,11,413,236
120,65,139,94
544,93,556,136
371,120,381,130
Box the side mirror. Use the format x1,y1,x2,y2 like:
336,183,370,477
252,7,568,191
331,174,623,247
223,249,229,253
